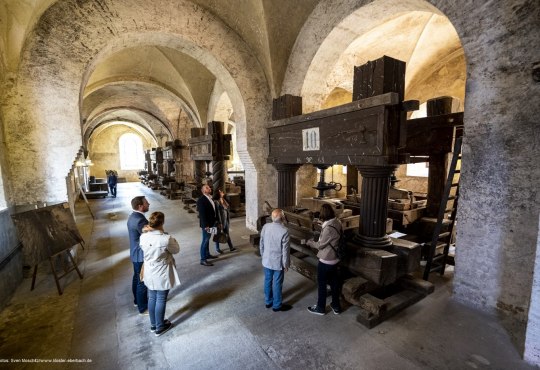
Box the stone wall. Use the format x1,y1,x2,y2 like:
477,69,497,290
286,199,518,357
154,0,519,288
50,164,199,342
88,125,157,183
439,1,539,362
524,215,540,363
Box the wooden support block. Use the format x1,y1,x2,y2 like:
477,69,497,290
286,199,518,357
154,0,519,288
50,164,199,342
356,287,426,329
401,100,420,112
389,238,422,277
342,277,370,303
353,56,405,101
357,294,388,316
272,94,302,120
387,207,425,226
397,275,435,295
290,254,317,282
345,247,397,286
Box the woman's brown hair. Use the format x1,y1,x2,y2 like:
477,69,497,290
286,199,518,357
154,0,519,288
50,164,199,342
148,211,165,228
319,204,335,222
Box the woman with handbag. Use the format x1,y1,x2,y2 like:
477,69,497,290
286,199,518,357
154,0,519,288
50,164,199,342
139,211,180,336
212,189,237,254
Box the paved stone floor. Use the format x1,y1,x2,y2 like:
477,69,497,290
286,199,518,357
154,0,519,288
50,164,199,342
0,183,536,369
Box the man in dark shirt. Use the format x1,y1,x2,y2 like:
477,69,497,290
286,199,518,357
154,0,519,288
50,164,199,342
196,184,218,266
107,171,118,198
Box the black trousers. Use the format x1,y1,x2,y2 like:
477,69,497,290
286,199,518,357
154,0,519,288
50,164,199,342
317,261,341,310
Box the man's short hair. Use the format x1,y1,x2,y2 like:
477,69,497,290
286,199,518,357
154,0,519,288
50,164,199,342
271,208,284,222
131,196,146,210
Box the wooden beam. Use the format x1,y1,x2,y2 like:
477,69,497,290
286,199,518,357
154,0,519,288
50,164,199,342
267,104,407,166
402,112,463,156
267,92,399,129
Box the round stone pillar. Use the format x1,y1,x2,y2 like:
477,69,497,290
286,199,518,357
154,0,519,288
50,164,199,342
355,165,396,248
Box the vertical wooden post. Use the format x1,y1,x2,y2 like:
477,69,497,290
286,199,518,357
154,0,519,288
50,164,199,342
425,97,454,217
272,94,303,209
352,56,405,248
191,128,206,188
208,121,227,194
274,164,301,208
272,94,302,120
346,165,359,195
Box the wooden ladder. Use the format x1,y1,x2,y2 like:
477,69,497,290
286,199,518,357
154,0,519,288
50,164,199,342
423,136,462,280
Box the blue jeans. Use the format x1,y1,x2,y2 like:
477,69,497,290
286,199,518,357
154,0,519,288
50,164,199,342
148,289,169,330
200,228,212,262
264,267,284,310
317,262,341,310
215,225,234,252
109,185,117,197
132,262,148,313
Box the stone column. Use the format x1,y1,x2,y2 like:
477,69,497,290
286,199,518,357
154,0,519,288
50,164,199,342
274,164,301,208
355,165,396,249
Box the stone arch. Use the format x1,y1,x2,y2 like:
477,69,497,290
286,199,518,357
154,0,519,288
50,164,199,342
83,78,202,129
5,0,271,227
283,0,540,358
85,114,162,145
283,0,466,204
282,0,443,105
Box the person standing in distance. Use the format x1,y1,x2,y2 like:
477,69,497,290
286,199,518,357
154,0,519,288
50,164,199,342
260,208,292,312
196,184,218,266
107,170,118,198
127,196,150,314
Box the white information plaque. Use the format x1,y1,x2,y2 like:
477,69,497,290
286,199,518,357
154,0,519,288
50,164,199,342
302,127,320,151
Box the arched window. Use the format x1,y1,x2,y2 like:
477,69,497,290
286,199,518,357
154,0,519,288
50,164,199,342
119,133,145,170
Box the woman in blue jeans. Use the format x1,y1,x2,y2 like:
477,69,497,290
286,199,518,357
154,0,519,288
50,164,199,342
140,211,180,336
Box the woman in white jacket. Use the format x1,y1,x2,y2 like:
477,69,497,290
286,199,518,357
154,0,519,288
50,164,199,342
140,211,180,336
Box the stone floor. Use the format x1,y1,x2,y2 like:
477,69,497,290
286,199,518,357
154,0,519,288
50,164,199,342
0,182,536,369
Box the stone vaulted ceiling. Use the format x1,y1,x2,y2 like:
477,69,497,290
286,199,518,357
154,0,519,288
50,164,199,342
0,0,464,144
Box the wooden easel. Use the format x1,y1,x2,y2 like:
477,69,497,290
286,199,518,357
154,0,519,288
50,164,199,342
30,244,84,295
